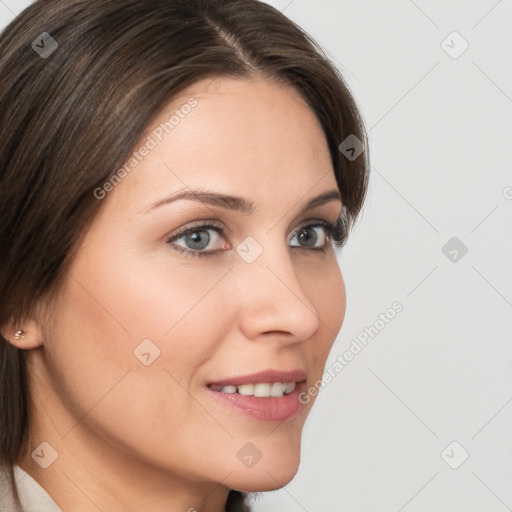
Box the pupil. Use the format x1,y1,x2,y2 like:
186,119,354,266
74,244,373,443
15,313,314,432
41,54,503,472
298,228,317,247
186,230,210,250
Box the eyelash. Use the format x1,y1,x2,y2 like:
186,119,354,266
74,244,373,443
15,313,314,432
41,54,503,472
165,218,347,258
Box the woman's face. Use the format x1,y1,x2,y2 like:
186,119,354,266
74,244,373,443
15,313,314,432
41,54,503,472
29,76,346,495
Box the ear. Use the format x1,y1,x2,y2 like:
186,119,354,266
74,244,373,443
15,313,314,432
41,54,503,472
1,318,44,350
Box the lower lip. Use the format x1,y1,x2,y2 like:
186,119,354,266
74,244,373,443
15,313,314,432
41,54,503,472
206,385,303,422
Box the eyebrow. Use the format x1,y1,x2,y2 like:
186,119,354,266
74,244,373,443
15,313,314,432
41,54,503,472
144,188,342,216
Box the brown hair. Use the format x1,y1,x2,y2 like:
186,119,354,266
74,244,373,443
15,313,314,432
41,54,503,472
0,0,369,509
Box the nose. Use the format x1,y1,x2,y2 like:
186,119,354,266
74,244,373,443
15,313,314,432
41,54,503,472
233,241,320,344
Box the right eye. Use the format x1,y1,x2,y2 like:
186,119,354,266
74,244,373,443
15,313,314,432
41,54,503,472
166,221,231,257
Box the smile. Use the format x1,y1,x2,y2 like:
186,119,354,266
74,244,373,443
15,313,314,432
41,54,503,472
209,381,296,397
206,369,306,422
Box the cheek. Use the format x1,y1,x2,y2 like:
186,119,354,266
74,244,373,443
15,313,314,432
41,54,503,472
47,259,224,386
73,240,230,341
41,254,236,472
321,264,346,334
306,257,346,339
302,259,346,376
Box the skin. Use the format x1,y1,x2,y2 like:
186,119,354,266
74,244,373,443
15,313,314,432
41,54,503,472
7,76,346,512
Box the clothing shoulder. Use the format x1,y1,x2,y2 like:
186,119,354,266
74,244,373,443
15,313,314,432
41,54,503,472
0,463,61,512
0,462,22,512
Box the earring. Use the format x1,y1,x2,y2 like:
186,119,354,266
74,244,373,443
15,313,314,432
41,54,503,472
13,330,25,340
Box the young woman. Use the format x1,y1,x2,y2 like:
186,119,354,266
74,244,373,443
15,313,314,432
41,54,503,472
0,0,369,510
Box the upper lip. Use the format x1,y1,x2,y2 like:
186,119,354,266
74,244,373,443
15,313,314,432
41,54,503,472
207,369,307,388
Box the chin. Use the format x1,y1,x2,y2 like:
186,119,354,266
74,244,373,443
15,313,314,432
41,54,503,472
227,453,301,493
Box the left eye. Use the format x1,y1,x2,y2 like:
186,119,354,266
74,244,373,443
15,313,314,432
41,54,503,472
288,224,329,248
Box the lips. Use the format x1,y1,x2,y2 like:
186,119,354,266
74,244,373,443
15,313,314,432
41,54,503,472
207,369,307,388
206,369,307,422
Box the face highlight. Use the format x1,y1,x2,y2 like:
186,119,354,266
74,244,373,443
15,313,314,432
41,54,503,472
22,76,347,507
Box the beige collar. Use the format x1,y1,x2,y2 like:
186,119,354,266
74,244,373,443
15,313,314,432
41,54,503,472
13,465,62,512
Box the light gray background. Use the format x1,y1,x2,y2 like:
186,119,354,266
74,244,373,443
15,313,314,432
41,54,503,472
1,1,511,511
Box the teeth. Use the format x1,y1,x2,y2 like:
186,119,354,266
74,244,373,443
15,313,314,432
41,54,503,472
254,383,271,397
237,384,254,396
284,382,296,394
220,385,237,394
216,381,296,397
270,382,285,397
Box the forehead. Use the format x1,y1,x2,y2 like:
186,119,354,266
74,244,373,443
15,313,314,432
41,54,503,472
106,76,336,214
